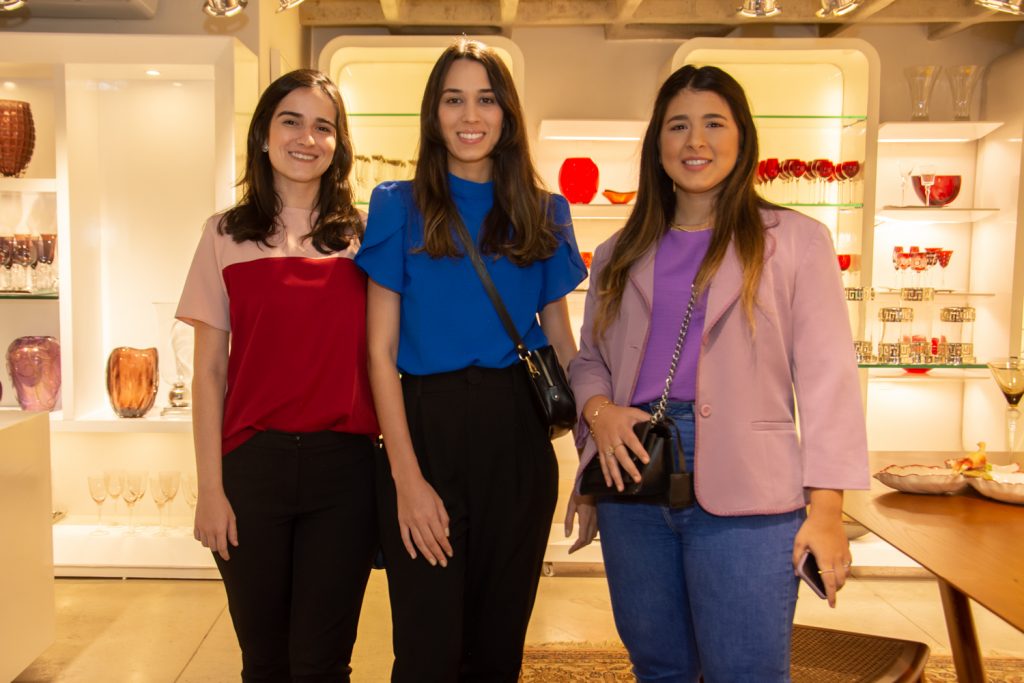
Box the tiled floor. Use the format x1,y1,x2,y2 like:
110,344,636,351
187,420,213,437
14,571,1024,682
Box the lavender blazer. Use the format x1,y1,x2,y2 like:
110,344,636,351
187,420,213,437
569,207,869,516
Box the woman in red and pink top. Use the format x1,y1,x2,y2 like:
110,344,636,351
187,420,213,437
176,69,378,682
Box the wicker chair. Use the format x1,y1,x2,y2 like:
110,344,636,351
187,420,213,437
791,624,930,683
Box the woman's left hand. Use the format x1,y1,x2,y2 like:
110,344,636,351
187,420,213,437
793,489,851,608
564,493,598,554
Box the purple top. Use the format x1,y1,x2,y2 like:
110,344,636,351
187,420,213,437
631,229,712,405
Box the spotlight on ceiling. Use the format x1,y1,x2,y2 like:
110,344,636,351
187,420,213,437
203,0,247,18
738,0,782,17
817,0,862,17
974,0,1023,14
0,0,26,11
277,0,305,12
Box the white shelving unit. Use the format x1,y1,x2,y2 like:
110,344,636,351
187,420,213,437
869,117,1020,452
0,33,257,576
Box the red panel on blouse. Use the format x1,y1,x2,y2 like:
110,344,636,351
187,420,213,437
177,209,378,455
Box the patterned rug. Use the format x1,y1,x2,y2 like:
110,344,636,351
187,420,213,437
520,643,1024,682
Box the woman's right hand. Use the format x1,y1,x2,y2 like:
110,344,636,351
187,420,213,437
194,488,237,562
395,475,453,567
592,402,655,492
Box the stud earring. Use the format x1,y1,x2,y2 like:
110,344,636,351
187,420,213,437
261,143,269,153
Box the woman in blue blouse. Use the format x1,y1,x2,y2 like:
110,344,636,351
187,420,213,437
356,38,587,681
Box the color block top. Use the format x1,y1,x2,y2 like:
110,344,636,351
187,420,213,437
176,208,379,454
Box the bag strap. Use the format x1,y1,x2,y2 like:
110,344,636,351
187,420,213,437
450,219,531,360
650,284,700,424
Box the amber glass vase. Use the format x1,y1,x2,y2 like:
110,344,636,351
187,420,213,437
5,336,61,411
0,99,36,177
106,347,159,418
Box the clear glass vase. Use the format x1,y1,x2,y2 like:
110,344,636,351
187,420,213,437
904,66,941,121
947,65,983,121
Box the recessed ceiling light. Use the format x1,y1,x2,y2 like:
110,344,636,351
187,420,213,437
817,0,861,17
145,69,161,77
0,0,26,11
738,0,782,17
974,0,1023,14
203,0,247,18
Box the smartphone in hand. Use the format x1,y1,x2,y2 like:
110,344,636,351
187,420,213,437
796,548,828,600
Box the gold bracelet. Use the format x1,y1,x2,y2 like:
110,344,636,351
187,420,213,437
589,399,612,437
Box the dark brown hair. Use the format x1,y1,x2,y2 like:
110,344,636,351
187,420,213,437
414,37,560,265
593,64,769,338
220,69,361,252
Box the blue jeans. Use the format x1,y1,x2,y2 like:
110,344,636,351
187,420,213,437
597,401,804,683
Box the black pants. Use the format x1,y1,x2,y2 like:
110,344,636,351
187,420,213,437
215,430,377,683
378,365,559,683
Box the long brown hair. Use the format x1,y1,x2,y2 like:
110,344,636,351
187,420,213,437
593,65,769,339
220,69,362,253
414,37,560,265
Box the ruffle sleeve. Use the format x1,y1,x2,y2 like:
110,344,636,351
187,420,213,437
354,181,411,294
539,193,587,306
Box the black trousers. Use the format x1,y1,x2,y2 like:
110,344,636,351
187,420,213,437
378,365,559,683
215,430,377,683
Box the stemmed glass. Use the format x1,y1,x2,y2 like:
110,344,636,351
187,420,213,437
918,165,937,207
0,235,12,291
811,159,835,204
159,471,181,530
182,473,199,536
897,161,914,207
783,159,806,203
104,470,125,525
150,476,169,535
10,233,36,291
122,471,148,535
36,233,56,291
762,158,780,201
837,160,861,205
987,358,1024,460
937,250,953,288
837,254,852,285
87,475,109,535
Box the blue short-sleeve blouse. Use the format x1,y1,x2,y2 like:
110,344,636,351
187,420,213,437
355,174,587,375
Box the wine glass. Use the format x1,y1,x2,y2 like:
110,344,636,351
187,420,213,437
150,476,169,535
763,158,780,201
918,165,936,207
837,254,852,285
10,233,35,291
87,475,109,535
104,470,125,524
122,471,147,535
159,470,181,528
783,159,806,204
897,161,914,207
37,233,56,291
0,235,12,291
811,159,834,204
988,358,1024,461
838,160,861,205
937,249,953,288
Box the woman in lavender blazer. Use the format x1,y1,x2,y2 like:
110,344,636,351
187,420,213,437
564,65,869,683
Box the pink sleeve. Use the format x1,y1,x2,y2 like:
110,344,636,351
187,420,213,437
176,215,230,332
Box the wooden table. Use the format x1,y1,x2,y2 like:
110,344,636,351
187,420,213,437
843,452,1024,683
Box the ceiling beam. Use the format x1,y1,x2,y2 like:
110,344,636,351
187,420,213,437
500,0,520,23
928,9,998,39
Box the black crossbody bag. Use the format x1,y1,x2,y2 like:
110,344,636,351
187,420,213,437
452,222,576,440
579,284,699,508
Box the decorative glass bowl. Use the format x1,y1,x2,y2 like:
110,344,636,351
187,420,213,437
911,175,962,206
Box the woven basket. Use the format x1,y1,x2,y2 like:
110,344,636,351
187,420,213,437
0,99,36,177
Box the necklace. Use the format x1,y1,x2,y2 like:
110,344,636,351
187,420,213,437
669,220,714,232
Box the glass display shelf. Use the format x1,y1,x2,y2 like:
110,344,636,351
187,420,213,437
878,121,1003,143
753,115,866,130
876,207,998,224
0,291,59,300
569,204,633,221
780,202,863,209
859,363,987,370
0,177,58,193
873,288,994,298
859,364,988,381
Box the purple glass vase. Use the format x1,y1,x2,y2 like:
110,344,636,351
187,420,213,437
5,336,61,411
